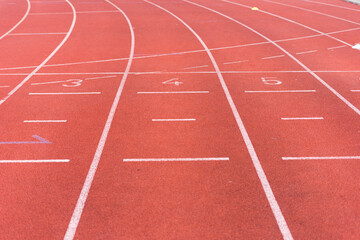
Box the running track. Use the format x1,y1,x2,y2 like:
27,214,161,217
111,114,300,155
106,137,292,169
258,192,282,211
0,0,360,239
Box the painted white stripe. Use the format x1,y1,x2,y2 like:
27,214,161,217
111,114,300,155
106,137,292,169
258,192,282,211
262,55,285,59
137,91,209,94
226,0,353,47
328,45,347,50
154,1,293,239
9,32,67,35
31,80,71,85
283,156,360,160
183,65,208,69
85,75,117,80
353,44,360,50
24,120,67,123
29,10,117,15
263,0,360,26
124,157,229,162
0,0,76,106
0,159,69,163
152,118,196,122
29,92,101,95
245,90,316,93
64,0,135,239
296,50,317,55
223,60,248,65
351,90,360,92
216,0,360,117
0,86,10,88
300,0,360,12
0,0,30,41
281,117,324,120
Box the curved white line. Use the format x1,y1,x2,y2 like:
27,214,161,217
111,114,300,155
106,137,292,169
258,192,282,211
0,0,31,41
144,1,293,239
0,0,77,106
263,0,360,26
184,0,360,117
224,0,353,47
300,0,360,12
63,0,135,239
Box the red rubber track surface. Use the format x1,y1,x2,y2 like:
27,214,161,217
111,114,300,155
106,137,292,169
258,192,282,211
0,0,359,239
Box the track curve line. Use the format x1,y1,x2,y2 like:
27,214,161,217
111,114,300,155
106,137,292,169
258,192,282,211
0,0,31,41
224,0,354,47
184,0,360,117
63,0,135,239
144,1,294,239
299,0,360,12
0,0,77,106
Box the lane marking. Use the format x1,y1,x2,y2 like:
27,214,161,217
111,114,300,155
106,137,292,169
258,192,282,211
152,118,196,121
225,0,353,48
183,64,208,69
353,44,360,50
0,0,30,41
24,120,67,123
9,32,67,35
283,156,360,160
281,117,324,120
0,135,51,144
0,159,70,163
124,157,229,162
137,91,209,94
223,60,248,65
31,75,117,86
296,50,317,55
262,55,285,60
29,10,118,15
31,79,73,85
350,90,360,92
85,75,117,80
64,0,135,239
154,1,293,239
263,0,360,26
328,45,347,50
300,0,360,12
213,0,360,117
29,92,101,95
0,86,10,88
1,27,359,72
245,90,316,93
0,0,76,106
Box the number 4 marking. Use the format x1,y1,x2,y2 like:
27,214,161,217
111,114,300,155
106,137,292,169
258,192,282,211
261,77,282,85
162,78,183,86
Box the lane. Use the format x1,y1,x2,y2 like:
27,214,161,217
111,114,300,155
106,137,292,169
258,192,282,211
177,0,360,239
69,0,290,239
0,0,133,238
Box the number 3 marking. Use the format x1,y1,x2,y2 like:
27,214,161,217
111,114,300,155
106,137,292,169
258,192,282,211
62,79,83,87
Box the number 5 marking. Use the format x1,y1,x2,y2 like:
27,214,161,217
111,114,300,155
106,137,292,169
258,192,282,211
261,77,282,85
62,79,83,87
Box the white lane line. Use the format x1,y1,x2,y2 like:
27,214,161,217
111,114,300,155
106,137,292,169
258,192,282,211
281,117,324,120
24,120,67,123
9,32,67,35
63,0,135,239
31,1,65,3
245,90,316,93
0,86,10,88
350,90,360,92
226,0,353,48
296,50,317,55
29,92,101,95
0,0,30,41
137,91,209,94
263,0,360,26
0,0,76,106
124,157,229,162
353,44,360,50
213,0,360,117
328,45,347,50
183,65,208,69
152,1,293,239
223,60,248,65
0,159,70,163
283,156,360,160
1,27,359,73
262,55,285,60
152,118,196,122
85,75,117,80
29,10,118,15
300,0,360,12
31,79,71,85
